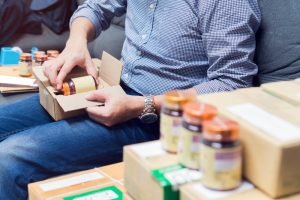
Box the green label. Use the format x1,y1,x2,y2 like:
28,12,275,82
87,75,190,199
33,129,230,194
63,185,123,200
151,164,202,200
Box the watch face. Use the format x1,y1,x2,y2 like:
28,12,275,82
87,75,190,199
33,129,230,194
141,113,158,124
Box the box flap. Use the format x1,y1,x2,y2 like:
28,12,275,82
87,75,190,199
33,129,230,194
56,92,103,112
32,66,49,86
99,52,123,86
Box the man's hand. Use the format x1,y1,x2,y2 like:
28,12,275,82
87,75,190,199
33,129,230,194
85,86,145,127
43,18,98,90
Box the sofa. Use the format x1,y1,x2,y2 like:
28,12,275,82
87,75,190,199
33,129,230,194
0,0,126,104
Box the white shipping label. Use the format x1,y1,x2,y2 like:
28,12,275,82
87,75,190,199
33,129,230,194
227,103,300,141
39,172,104,192
193,181,254,200
74,190,119,200
131,141,165,158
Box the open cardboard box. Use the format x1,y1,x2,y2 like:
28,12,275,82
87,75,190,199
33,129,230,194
33,52,123,121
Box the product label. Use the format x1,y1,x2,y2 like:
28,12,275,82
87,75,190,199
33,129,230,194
131,141,165,158
201,144,241,190
160,113,182,152
39,172,104,192
227,103,300,141
63,186,122,200
72,76,96,93
151,164,202,200
178,127,202,169
192,181,254,200
19,61,31,76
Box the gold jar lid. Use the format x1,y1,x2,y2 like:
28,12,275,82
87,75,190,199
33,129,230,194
20,53,32,61
183,102,217,123
203,117,239,142
47,50,59,58
35,54,48,62
164,90,194,105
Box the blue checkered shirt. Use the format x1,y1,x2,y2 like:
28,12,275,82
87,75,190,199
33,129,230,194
71,0,261,95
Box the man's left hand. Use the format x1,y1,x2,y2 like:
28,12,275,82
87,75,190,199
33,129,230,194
85,86,144,127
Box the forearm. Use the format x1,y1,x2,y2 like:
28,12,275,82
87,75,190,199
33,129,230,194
68,17,95,44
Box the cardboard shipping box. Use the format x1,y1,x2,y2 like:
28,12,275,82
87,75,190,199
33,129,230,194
198,87,300,198
28,163,124,200
124,141,180,200
181,182,300,200
32,52,123,121
261,80,300,106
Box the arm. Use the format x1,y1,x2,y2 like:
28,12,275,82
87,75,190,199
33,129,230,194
44,0,127,90
193,0,261,94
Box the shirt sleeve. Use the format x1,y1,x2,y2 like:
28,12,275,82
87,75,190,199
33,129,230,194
70,0,127,38
194,0,261,94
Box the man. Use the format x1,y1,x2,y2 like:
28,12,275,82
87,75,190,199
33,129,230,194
0,0,260,199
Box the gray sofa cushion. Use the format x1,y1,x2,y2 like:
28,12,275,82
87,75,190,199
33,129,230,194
255,0,300,85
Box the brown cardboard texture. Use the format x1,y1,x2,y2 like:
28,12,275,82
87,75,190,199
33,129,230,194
123,193,135,200
33,52,123,121
197,88,300,198
261,81,300,106
180,182,300,200
28,163,124,200
124,141,178,200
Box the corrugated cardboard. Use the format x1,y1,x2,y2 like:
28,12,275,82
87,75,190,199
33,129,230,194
123,193,135,200
32,52,123,121
198,88,300,198
28,163,124,200
124,141,178,200
181,182,300,200
261,81,300,106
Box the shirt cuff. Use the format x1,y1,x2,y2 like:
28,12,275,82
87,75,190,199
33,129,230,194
70,6,102,38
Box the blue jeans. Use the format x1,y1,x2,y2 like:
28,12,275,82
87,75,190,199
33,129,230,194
0,86,159,199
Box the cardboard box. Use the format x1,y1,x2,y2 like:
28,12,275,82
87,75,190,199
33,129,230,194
181,182,300,200
198,87,300,198
123,193,135,200
28,163,124,200
124,141,202,200
261,81,300,106
32,52,123,121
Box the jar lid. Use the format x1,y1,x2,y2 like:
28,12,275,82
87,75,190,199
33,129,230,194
183,102,217,121
203,117,239,142
20,53,32,60
164,90,194,105
35,54,48,62
34,51,45,56
62,82,70,96
47,50,59,58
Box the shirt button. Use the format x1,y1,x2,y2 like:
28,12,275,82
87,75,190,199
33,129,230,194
149,4,155,9
123,73,129,81
136,50,142,56
141,34,147,40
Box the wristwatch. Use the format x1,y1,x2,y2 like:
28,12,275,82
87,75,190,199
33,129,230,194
139,96,158,124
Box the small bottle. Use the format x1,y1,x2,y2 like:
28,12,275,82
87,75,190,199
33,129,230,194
160,90,194,153
201,117,242,191
35,54,48,66
178,102,217,169
61,75,97,96
47,50,59,60
19,53,32,77
32,51,46,66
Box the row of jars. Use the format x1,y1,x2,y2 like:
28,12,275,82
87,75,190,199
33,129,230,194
19,50,59,77
160,90,242,191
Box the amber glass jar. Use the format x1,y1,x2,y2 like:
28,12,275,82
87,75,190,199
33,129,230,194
35,54,48,66
19,53,32,77
47,50,59,59
201,117,241,190
160,90,194,153
61,75,97,96
178,102,217,169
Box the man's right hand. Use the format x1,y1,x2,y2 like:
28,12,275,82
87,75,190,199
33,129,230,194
43,17,98,90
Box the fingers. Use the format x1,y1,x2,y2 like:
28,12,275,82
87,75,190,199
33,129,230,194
85,90,107,102
43,58,64,88
86,106,112,126
56,60,75,90
85,58,99,85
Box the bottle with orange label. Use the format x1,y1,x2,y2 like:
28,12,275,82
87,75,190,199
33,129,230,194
60,75,97,96
201,117,242,190
19,53,32,77
160,91,194,153
178,102,217,169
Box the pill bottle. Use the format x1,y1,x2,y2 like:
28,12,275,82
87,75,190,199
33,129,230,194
160,90,194,153
47,50,59,60
61,75,97,96
201,117,241,190
178,102,217,169
35,54,48,66
19,53,32,77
